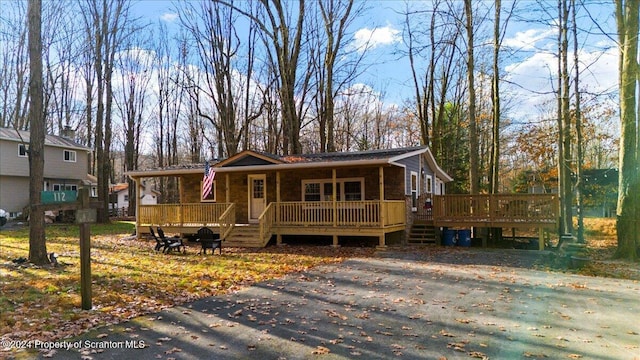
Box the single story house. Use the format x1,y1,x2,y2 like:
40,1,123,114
127,146,453,247
110,181,160,210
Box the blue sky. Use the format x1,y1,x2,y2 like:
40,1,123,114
132,0,619,124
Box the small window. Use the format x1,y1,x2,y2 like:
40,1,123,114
201,180,217,202
63,150,76,162
425,175,433,194
304,183,321,202
52,184,77,192
344,181,362,201
18,144,28,157
124,195,129,201
411,171,418,210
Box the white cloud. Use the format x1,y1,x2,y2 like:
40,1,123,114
503,45,618,122
160,12,178,22
503,28,557,51
352,25,400,53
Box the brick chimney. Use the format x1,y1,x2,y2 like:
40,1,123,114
61,125,75,140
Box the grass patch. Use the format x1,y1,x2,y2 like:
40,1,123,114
0,221,373,354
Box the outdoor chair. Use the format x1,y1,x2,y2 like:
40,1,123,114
149,227,165,252
196,227,222,255
157,227,186,254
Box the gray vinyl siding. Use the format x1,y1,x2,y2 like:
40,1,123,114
0,176,29,213
0,140,29,176
394,155,420,195
0,138,90,213
43,146,89,179
0,138,88,179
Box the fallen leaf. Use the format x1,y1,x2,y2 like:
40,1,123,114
312,346,331,354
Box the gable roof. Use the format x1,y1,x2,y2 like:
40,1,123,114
0,126,90,151
127,146,452,182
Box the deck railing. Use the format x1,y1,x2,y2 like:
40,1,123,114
219,203,236,239
432,194,558,225
258,203,275,244
276,200,404,227
139,203,231,227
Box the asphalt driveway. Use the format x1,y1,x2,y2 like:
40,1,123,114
36,247,640,359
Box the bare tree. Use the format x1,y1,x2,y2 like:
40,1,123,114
113,42,153,214
311,0,366,152
615,0,639,260
27,0,48,265
216,0,308,155
464,0,480,195
80,0,134,222
0,2,29,129
179,1,264,158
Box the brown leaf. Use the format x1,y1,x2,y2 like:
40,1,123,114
312,346,331,355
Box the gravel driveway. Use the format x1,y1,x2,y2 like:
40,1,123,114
36,247,640,359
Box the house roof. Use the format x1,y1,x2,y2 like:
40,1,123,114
127,146,453,182
0,126,90,151
110,182,161,195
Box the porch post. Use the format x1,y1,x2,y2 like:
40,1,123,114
378,166,386,248
134,177,141,239
332,168,339,247
225,173,230,203
276,171,282,245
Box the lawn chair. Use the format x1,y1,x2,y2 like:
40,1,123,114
157,227,186,254
196,227,222,255
149,227,165,252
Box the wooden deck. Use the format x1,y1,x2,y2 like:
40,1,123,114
431,194,558,229
136,200,406,247
136,195,558,248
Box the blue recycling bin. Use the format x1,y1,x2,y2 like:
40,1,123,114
442,228,456,246
457,229,471,247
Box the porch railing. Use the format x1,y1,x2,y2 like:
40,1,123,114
139,203,231,227
276,200,404,227
219,203,236,240
432,194,558,224
258,203,275,244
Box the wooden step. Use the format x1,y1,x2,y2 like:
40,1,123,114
407,223,437,245
223,225,269,248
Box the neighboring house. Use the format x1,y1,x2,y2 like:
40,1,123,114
127,146,453,247
0,126,92,218
109,181,159,210
581,168,617,218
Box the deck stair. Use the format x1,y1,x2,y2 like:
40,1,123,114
407,222,437,245
223,225,269,248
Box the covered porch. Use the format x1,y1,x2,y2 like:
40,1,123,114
132,162,409,247
137,199,406,248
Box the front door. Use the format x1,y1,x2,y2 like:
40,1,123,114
248,174,266,223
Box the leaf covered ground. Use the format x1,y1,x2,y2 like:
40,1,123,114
1,218,637,359
0,222,373,357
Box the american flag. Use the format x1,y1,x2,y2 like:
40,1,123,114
202,161,216,199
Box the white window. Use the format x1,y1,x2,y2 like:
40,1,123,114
52,184,78,192
63,149,76,162
425,175,433,194
302,178,364,202
411,171,418,211
91,187,97,197
18,144,28,157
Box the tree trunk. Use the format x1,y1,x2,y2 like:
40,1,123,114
615,0,639,260
464,0,479,194
572,0,585,243
27,0,48,265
